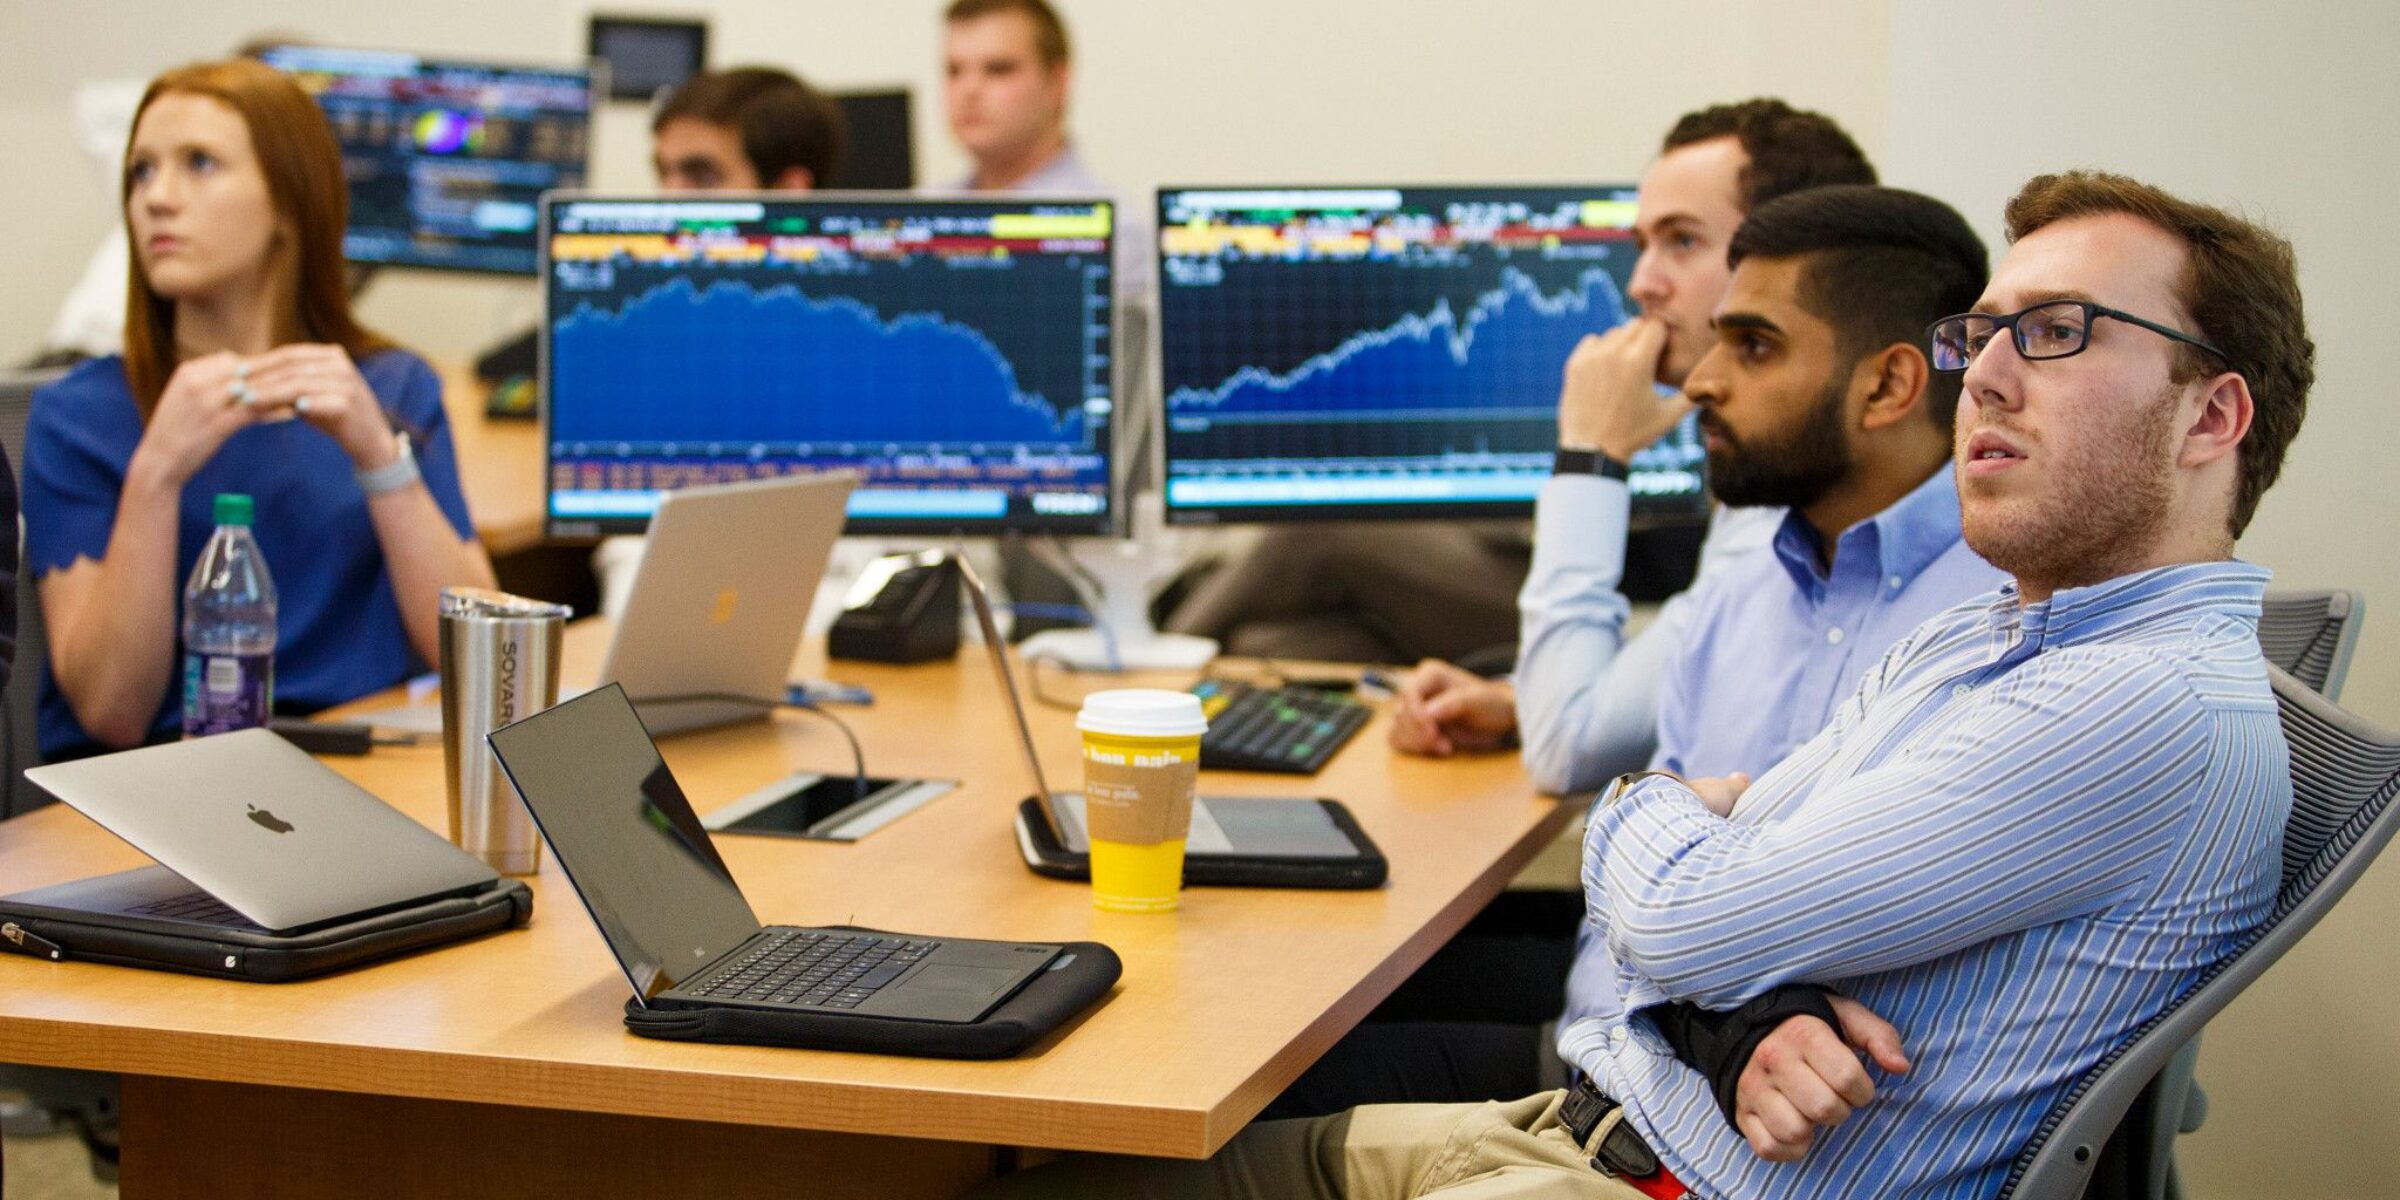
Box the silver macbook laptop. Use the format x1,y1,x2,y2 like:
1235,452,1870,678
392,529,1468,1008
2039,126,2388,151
9,729,498,934
375,472,857,737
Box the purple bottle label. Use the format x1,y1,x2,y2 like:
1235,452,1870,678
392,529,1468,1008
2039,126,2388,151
182,652,274,738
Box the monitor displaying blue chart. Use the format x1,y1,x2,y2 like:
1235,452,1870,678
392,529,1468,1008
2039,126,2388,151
1156,186,1708,524
541,195,1116,536
263,45,596,275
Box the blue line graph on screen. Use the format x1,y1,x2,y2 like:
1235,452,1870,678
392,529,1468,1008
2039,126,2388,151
550,277,1084,446
1167,267,1629,417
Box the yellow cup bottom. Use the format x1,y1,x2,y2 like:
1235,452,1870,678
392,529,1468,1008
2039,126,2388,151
1090,837,1186,913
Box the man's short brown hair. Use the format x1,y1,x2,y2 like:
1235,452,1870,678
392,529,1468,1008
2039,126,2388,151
655,67,845,188
945,0,1072,68
1662,98,1877,212
2004,171,2314,537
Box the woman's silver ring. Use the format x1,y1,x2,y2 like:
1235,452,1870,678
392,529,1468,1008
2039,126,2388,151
229,380,257,407
293,395,311,414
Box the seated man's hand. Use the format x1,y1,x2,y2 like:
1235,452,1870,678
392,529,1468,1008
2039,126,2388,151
1734,994,1912,1163
1388,659,1517,757
1556,317,1696,462
1682,772,1751,818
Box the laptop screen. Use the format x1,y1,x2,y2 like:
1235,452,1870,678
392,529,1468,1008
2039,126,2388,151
486,685,762,1002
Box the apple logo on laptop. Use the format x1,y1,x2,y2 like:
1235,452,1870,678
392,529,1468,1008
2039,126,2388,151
247,805,296,834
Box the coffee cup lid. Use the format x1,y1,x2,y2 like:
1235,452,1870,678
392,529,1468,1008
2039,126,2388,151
1076,689,1208,738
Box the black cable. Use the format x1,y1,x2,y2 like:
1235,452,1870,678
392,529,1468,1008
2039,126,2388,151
1044,532,1110,604
622,692,869,802
1022,654,1095,713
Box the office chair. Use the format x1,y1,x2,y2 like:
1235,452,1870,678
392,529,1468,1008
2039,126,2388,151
0,367,54,819
1996,664,2400,1200
2257,588,2365,700
2078,587,2375,1200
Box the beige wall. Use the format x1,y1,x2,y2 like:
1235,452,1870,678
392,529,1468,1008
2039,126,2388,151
0,0,1896,361
2,0,2394,1193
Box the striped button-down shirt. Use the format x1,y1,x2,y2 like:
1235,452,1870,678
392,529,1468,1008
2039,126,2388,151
1562,468,2004,1027
1561,561,2288,1200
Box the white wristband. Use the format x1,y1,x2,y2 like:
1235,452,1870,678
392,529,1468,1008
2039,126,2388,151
354,432,419,497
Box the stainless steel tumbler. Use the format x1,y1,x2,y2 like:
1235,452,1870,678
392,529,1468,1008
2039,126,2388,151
439,587,568,875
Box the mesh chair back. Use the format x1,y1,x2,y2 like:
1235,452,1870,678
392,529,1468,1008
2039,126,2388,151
1998,666,2400,1198
0,368,59,818
2256,589,2364,700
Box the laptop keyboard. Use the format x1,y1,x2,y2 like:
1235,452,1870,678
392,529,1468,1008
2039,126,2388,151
128,890,267,932
686,929,941,1009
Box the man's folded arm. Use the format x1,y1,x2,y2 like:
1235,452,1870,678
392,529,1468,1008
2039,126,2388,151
1587,654,2211,1009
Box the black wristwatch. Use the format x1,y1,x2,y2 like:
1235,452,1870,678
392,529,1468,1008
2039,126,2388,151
1554,446,1630,481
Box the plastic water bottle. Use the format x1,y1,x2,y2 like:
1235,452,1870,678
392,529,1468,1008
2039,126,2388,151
182,493,278,738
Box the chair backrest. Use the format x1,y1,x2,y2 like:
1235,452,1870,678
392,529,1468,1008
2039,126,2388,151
0,368,60,819
2256,588,2365,700
0,367,57,471
1997,666,2400,1198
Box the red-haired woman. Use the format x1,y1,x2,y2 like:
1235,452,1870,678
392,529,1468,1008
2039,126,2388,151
25,59,497,758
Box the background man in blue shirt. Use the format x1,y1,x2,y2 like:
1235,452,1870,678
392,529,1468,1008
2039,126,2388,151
974,169,2314,1200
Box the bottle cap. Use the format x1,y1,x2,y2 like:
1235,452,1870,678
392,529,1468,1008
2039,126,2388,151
1076,689,1208,738
213,493,254,526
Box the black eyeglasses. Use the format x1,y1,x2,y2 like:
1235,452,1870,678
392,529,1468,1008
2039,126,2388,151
1927,300,2229,373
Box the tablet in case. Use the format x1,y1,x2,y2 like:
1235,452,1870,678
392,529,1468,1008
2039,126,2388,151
957,556,1390,890
1012,796,1388,889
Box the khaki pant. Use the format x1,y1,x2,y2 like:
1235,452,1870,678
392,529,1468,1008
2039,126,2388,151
972,1090,1664,1200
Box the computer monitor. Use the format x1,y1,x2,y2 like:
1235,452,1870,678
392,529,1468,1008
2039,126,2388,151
1155,185,1708,525
831,90,916,189
587,16,707,101
541,194,1116,537
261,45,597,276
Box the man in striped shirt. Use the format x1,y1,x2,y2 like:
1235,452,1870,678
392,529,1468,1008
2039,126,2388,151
975,171,2315,1200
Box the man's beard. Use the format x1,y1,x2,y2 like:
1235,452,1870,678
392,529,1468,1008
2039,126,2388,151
1960,383,2180,595
1703,375,1854,511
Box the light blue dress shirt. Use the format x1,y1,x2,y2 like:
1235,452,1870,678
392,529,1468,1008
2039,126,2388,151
1515,475,1782,796
947,143,1151,300
1562,561,2288,1200
1560,467,2006,1027
1652,466,2008,779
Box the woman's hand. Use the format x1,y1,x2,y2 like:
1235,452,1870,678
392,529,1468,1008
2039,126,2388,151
238,343,404,471
127,351,280,489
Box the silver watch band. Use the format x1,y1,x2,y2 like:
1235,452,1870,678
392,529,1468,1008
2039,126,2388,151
354,432,419,497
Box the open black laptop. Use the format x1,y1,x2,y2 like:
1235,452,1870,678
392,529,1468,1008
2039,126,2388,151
955,558,1388,889
487,685,1061,1022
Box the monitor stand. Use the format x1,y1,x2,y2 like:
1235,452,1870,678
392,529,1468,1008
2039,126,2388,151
1016,495,1217,672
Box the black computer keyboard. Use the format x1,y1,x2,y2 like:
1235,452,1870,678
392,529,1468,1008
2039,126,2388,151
129,890,266,931
686,928,942,1009
1193,679,1372,774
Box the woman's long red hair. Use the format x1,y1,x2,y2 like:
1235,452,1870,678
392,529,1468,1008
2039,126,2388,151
121,59,390,416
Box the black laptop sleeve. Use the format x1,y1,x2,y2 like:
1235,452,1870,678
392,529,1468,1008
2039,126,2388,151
622,930,1120,1059
0,875,534,983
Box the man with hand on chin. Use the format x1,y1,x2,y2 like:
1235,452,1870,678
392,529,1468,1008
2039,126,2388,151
1388,100,1876,789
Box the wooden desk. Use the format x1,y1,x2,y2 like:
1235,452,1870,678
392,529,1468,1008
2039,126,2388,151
0,630,1565,1197
438,362,543,558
